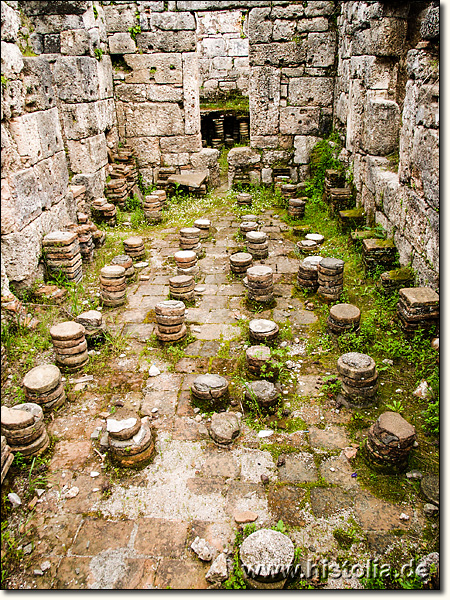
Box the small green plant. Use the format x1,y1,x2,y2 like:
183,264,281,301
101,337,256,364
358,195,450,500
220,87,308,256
385,399,405,413
422,400,439,436
128,25,141,41
94,47,104,61
93,4,98,18
1,75,8,86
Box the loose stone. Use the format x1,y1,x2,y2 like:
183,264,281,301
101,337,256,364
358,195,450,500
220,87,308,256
365,411,417,472
244,380,280,412
208,412,240,446
249,319,279,343
240,529,294,588
190,536,217,562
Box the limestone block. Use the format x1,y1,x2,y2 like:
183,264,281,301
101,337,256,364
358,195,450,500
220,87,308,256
250,136,279,149
60,102,101,140
335,91,348,125
9,108,64,166
183,52,201,135
1,2,21,42
345,79,365,152
175,1,267,8
103,4,138,33
365,155,390,195
60,29,90,55
1,123,22,176
304,1,335,17
151,12,195,31
1,41,23,78
161,153,189,166
1,179,16,235
262,149,291,167
248,7,272,44
1,78,24,120
122,102,184,137
212,56,233,71
108,32,136,54
42,33,61,54
271,5,305,19
124,53,182,85
34,151,69,208
96,98,117,134
289,77,334,107
136,1,164,12
293,135,320,164
296,17,329,33
236,76,249,93
160,134,202,154
72,169,106,201
8,167,43,230
350,55,397,91
136,30,196,53
249,66,280,136
138,166,155,187
234,56,249,69
196,10,242,36
228,146,261,168
66,133,108,174
361,98,400,156
96,55,113,100
279,107,320,135
190,148,219,169
52,56,99,103
227,37,248,57
21,1,89,16
250,41,306,67
115,82,183,103
406,49,438,82
261,168,272,184
273,20,296,41
128,136,160,167
353,18,408,57
420,6,439,41
22,57,56,113
307,31,336,67
31,14,85,34
199,37,227,59
411,126,439,210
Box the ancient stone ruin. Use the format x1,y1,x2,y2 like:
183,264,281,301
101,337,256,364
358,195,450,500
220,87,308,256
1,0,439,591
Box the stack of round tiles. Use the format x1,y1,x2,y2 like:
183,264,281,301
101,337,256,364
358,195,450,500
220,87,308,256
91,198,117,226
397,287,439,336
245,265,274,303
179,227,202,257
365,411,417,472
337,352,378,407
194,219,211,240
249,319,279,343
107,409,155,468
100,265,127,307
288,198,307,219
23,364,65,411
76,224,95,263
246,231,269,259
327,304,361,335
123,236,146,261
246,345,278,380
1,344,7,383
281,183,298,200
1,435,13,483
298,233,324,252
230,252,253,275
42,231,83,284
169,275,195,301
237,192,252,206
175,250,199,277
244,380,280,412
143,194,163,223
297,256,323,291
153,189,167,207
240,221,259,235
155,300,187,342
50,321,88,371
317,257,344,301
75,310,106,344
1,403,49,458
111,254,135,280
191,374,229,407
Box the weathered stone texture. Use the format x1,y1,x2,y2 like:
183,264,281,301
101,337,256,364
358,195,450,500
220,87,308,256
289,77,334,106
361,97,400,156
9,108,64,166
121,102,184,137
182,52,201,135
249,66,280,136
66,133,108,174
1,1,20,42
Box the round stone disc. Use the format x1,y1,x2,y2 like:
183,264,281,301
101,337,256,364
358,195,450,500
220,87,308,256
245,380,279,407
230,252,253,266
240,222,258,231
249,320,278,335
100,265,126,279
109,422,153,456
11,403,43,421
247,265,273,281
76,310,103,328
320,257,345,271
1,406,35,430
209,412,240,445
180,227,201,238
194,219,211,228
337,352,376,379
192,374,228,399
329,303,360,324
241,214,258,221
306,233,325,244
123,236,144,248
56,349,89,367
304,256,323,267
50,321,85,341
9,430,49,456
240,529,294,581
155,300,185,316
246,231,267,244
107,409,141,441
111,255,133,269
156,323,187,342
175,250,197,263
23,364,61,394
169,275,194,288
246,345,271,364
300,240,317,248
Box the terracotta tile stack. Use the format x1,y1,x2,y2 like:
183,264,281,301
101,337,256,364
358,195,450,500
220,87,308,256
105,175,128,208
106,409,155,467
230,252,253,276
281,183,298,201
123,236,146,261
155,300,187,342
337,352,378,408
43,231,83,284
246,231,269,260
1,403,49,459
179,227,202,257
288,198,307,219
156,167,177,189
1,435,13,483
237,192,252,206
379,267,415,295
240,221,259,236
1,344,7,383
50,321,88,371
327,303,361,336
249,319,279,344
365,411,417,472
169,275,195,302
244,380,280,412
100,265,127,307
297,255,323,291
362,238,398,274
23,364,65,411
111,254,135,281
143,193,163,223
245,265,274,304
191,374,229,406
317,257,344,301
175,250,199,277
397,287,439,336
91,198,117,226
194,218,211,239
246,345,278,380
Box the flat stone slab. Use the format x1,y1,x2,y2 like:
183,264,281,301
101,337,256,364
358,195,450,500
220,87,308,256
399,287,439,307
101,265,126,279
329,303,360,323
249,320,278,335
310,487,354,518
167,171,208,189
308,426,351,450
306,233,324,243
278,452,318,483
267,485,306,527
421,475,439,505
319,257,345,271
76,310,103,327
124,236,144,248
1,406,35,430
240,529,294,579
43,231,78,246
23,364,61,394
375,411,416,444
50,321,85,341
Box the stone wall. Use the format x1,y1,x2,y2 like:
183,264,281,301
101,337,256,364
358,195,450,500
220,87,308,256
333,1,439,288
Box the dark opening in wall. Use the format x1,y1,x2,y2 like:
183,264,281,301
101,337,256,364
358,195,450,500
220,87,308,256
201,109,250,150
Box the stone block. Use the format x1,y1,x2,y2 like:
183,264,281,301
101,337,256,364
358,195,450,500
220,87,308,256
307,31,336,67
96,55,114,100
1,78,24,120
361,97,400,156
21,1,89,15
1,41,23,78
250,136,279,149
60,28,91,55
32,14,85,34
52,56,99,103
8,168,42,230
212,56,232,71
350,55,397,91
199,37,227,58
227,37,248,57
190,148,219,169
293,135,320,164
353,18,408,57
271,5,305,19
128,136,160,167
1,179,16,235
34,151,69,208
183,52,201,135
273,19,296,41
72,169,106,200
248,7,272,44
411,126,439,210
96,98,117,133
227,146,261,168
196,10,243,36
22,57,56,112
262,149,291,166
122,102,184,137
108,32,136,54
43,33,61,54
136,30,196,53
261,168,272,184
296,17,329,32
60,99,114,141
161,153,189,166
250,41,307,67
115,82,183,103
1,2,21,42
9,108,64,166
289,77,334,107
420,6,439,40
160,134,202,154
151,12,196,31
249,66,280,136
124,53,183,85
304,1,334,17
103,3,138,33
279,107,320,135
66,133,108,174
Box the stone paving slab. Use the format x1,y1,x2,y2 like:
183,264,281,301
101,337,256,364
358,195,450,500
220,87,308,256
278,452,318,483
134,518,189,557
141,389,178,417
71,519,135,556
308,425,351,450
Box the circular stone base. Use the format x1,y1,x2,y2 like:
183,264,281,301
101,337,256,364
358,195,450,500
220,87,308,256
242,571,287,590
